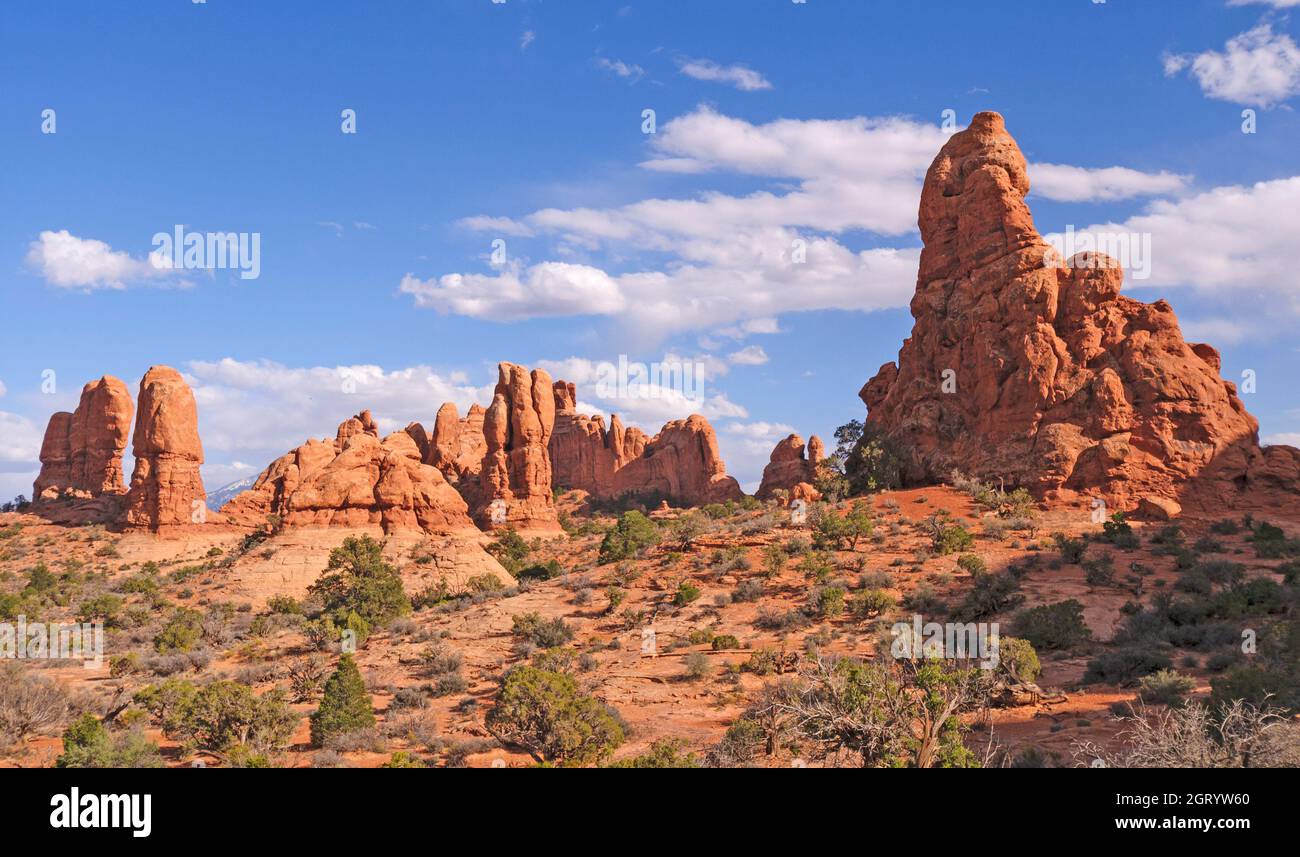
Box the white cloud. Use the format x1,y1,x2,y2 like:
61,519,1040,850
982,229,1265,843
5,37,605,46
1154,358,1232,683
720,420,803,492
1228,1,1300,8
677,58,772,91
594,57,645,82
184,358,493,460
535,355,749,429
1031,163,1190,202
0,380,6,399
413,106,1203,340
1164,24,1300,107
0,411,43,484
727,345,769,366
520,30,535,51
1081,177,1300,322
400,261,627,321
1263,432,1300,447
26,230,175,291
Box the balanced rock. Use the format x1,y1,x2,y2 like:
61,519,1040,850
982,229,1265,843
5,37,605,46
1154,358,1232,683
123,366,207,529
859,112,1289,512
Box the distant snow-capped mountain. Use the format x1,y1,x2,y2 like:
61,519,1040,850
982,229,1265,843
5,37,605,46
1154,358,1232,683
206,475,257,511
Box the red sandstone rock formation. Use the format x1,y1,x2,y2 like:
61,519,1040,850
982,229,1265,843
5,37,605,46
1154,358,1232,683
475,363,559,531
545,382,744,505
123,366,207,529
607,415,744,505
860,111,1298,514
549,381,622,494
427,402,487,484
33,376,133,499
755,433,824,501
222,415,478,534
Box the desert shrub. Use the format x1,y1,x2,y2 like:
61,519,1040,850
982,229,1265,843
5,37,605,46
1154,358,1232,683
1074,700,1300,768
1250,521,1300,559
309,536,410,629
1084,647,1173,686
154,607,204,653
1053,534,1088,564
147,679,297,762
833,421,907,494
808,586,846,619
1011,600,1092,650
266,595,302,615
956,554,986,575
997,637,1041,684
0,664,68,746
485,528,530,572
1083,554,1116,587
924,514,974,555
517,559,563,581
782,656,985,768
672,581,702,607
796,551,834,584
76,594,124,626
511,612,574,648
55,714,162,768
310,654,374,745
1137,669,1196,707
288,655,329,702
852,588,896,618
953,573,1023,621
608,737,700,768
486,666,624,766
810,502,875,551
732,578,763,603
598,511,659,563
902,585,944,615
711,634,740,650
379,750,427,768
683,652,712,680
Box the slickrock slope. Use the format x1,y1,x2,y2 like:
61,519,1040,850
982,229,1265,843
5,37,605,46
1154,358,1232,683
222,414,479,535
33,376,133,499
547,381,743,505
860,111,1298,514
123,366,207,529
475,363,559,531
755,433,824,501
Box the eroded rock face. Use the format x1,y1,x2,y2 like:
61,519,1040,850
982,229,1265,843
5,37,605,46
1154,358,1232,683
124,366,206,529
755,433,823,501
222,415,478,534
475,363,558,531
33,376,133,500
549,381,621,495
860,111,1291,512
608,415,745,505
545,382,745,505
427,402,486,485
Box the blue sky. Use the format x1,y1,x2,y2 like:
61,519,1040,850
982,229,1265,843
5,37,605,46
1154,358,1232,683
2,0,1299,499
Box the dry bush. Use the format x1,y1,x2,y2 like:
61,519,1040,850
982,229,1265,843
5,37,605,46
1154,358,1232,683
0,663,69,747
1073,699,1300,768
